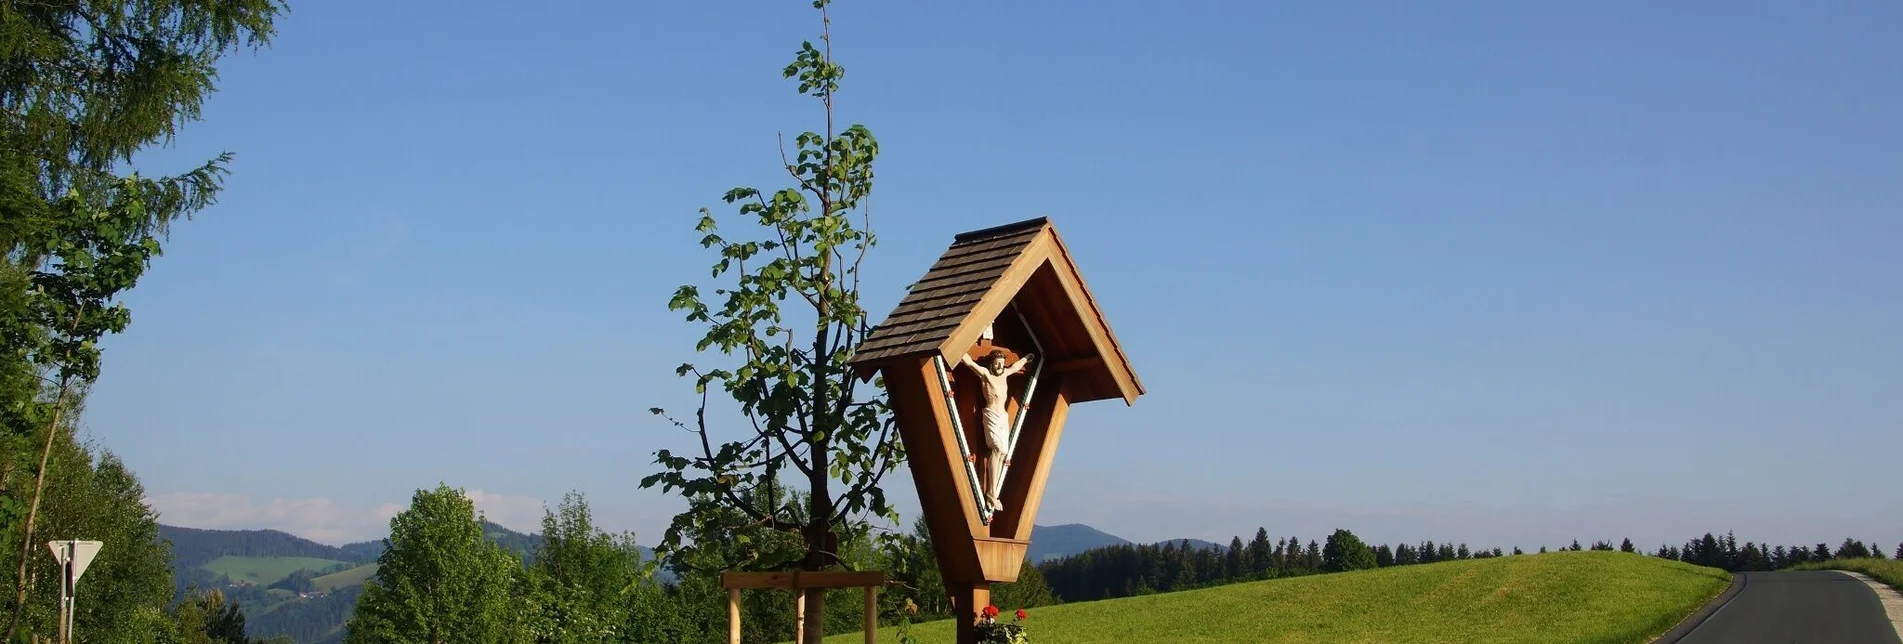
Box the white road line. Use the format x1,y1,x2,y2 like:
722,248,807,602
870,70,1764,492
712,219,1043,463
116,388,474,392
1838,571,1903,642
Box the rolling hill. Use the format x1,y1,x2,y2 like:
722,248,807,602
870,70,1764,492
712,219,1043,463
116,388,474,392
826,551,1731,643
1025,524,1131,562
160,521,548,643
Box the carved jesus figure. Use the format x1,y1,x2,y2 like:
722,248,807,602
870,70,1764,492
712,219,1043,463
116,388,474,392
959,348,1032,512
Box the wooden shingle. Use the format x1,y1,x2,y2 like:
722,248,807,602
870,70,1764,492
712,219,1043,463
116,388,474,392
851,217,1143,405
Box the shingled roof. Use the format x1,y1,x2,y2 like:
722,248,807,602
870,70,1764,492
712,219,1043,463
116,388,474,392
850,217,1142,405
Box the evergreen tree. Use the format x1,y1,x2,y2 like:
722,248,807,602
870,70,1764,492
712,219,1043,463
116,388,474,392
1248,528,1271,577
1513,547,1524,556
1374,544,1395,568
1837,538,1870,560
1226,536,1245,580
1620,538,1635,553
1569,539,1582,552
1816,543,1833,561
346,485,521,644
1304,540,1323,573
1456,543,1471,559
1895,543,1902,561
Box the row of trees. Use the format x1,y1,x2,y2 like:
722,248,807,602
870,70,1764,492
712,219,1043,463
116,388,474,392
1655,532,1897,572
1038,527,1902,604
1039,528,1485,602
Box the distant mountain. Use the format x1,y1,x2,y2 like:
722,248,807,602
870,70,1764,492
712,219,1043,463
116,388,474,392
159,525,368,569
337,539,383,562
1027,524,1132,562
1160,538,1224,552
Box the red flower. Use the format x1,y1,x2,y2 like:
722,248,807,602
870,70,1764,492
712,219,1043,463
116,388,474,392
1016,609,1028,620
982,605,1000,619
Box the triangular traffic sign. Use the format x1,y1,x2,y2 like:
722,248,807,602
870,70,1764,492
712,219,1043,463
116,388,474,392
46,541,102,582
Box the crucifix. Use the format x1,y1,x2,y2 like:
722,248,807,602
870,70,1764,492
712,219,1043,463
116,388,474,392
957,323,1032,513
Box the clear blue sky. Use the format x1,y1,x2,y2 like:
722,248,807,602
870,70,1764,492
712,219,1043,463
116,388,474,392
90,1,1900,551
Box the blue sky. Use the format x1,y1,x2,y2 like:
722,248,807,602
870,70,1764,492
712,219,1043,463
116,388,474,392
89,1,1900,550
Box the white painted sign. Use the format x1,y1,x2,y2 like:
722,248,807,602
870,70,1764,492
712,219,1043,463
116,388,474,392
46,540,102,583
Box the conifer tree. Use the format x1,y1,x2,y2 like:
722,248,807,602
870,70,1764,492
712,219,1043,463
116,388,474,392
1226,536,1245,579
1620,538,1635,553
1248,528,1271,577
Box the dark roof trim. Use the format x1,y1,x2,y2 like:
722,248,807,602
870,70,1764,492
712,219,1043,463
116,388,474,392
952,217,1050,243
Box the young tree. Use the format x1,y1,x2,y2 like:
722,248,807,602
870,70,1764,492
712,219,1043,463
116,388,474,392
346,485,520,644
642,2,901,639
1320,529,1376,573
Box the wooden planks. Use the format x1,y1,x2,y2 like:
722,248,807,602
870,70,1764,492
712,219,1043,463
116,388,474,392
973,537,1031,582
989,374,1072,542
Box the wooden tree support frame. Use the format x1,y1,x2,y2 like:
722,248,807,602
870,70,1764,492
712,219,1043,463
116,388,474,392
721,570,887,644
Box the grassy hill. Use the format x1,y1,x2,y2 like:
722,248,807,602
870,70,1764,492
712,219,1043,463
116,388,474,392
313,563,379,592
201,556,351,586
826,552,1729,644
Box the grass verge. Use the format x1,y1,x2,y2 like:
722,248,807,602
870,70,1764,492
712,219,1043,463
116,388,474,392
822,551,1728,644
1792,558,1903,593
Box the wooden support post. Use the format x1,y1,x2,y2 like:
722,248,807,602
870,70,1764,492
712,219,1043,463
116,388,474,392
864,585,878,644
795,591,807,644
950,582,990,644
728,587,741,644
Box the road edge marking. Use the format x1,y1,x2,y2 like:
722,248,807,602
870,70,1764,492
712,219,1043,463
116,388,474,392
1650,571,1746,644
1836,571,1903,643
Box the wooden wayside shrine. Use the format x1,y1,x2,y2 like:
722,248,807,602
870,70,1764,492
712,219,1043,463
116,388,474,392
849,217,1143,644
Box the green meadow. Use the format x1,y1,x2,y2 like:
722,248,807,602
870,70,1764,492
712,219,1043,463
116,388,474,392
199,556,349,586
824,551,1728,644
313,563,380,592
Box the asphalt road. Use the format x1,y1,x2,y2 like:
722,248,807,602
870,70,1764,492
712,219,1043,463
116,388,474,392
1677,570,1902,644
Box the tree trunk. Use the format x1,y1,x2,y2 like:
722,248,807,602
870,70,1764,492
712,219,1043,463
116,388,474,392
4,380,73,643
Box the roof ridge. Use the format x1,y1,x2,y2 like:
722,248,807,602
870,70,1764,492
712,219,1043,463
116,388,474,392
952,217,1050,242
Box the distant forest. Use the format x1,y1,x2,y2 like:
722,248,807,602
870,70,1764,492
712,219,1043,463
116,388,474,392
1037,527,1900,603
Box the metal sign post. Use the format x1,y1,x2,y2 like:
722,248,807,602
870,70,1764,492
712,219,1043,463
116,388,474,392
46,540,101,644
